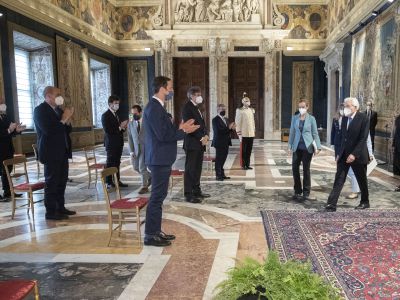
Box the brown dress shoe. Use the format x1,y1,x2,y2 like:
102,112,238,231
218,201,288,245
138,187,149,194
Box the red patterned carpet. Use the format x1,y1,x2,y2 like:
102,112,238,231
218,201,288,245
261,210,400,300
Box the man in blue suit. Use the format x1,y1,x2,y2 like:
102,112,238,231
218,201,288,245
143,76,199,247
33,86,76,220
212,103,235,181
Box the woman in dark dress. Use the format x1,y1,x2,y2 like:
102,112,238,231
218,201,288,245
330,104,344,158
393,114,400,191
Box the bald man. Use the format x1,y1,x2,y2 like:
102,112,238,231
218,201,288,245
33,86,76,220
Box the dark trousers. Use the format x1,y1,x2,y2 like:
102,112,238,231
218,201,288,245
0,161,12,194
292,149,313,196
145,165,171,236
184,149,204,196
105,146,123,184
43,156,69,214
327,160,369,207
242,137,254,168
215,146,229,178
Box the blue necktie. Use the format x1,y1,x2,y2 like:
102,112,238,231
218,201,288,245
347,117,352,130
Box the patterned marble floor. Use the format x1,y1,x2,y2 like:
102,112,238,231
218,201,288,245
0,140,399,300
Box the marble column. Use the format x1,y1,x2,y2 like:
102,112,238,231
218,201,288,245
162,39,174,114
320,43,344,144
208,38,218,138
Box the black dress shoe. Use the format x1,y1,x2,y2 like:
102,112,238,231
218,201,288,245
185,196,202,203
144,236,172,247
292,194,302,201
246,166,253,170
46,213,69,220
395,186,400,192
303,195,316,201
118,182,128,187
0,195,10,203
223,176,231,179
58,208,77,215
157,231,176,241
194,193,210,198
4,192,22,198
319,204,336,212
216,177,224,181
355,203,370,209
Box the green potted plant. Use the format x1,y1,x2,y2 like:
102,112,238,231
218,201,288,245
214,252,342,300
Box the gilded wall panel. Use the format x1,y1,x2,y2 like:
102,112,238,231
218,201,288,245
56,36,92,128
127,60,149,108
275,5,327,39
292,61,314,114
351,11,399,131
327,0,361,34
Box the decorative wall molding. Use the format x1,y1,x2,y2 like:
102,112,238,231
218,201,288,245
127,60,149,109
319,43,344,73
292,61,314,114
56,36,92,128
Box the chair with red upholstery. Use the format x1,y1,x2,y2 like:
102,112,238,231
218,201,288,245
170,169,184,195
101,167,148,246
3,156,45,221
0,280,40,300
83,146,105,188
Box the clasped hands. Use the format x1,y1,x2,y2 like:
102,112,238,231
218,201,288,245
61,107,74,124
8,122,26,133
120,120,128,130
179,119,200,134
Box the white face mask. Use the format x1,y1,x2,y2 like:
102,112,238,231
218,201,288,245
339,109,344,116
298,108,307,115
344,107,352,117
243,101,251,107
112,103,119,111
0,104,6,112
195,96,203,104
55,96,64,106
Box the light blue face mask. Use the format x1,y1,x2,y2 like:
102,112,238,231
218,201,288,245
165,91,174,101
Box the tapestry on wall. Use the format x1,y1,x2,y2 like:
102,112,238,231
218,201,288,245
30,47,54,108
351,14,399,130
0,37,4,100
56,36,92,128
292,61,314,114
127,60,149,109
91,67,111,128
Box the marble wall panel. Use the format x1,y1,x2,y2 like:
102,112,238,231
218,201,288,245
127,60,149,109
292,61,314,114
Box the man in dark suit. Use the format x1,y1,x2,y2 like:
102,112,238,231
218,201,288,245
33,86,75,220
212,103,235,181
0,100,25,201
101,96,128,189
322,97,370,212
182,86,210,203
365,100,378,151
143,76,199,247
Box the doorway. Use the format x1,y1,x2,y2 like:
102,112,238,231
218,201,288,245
228,57,264,138
172,57,209,127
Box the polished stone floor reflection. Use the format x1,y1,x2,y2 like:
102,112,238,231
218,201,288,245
0,141,398,299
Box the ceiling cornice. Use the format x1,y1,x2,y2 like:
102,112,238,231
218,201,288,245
273,0,329,5
108,0,162,7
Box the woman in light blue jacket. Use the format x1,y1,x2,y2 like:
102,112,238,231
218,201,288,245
288,99,322,201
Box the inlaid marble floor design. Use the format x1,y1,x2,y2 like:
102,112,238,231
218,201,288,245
0,140,398,299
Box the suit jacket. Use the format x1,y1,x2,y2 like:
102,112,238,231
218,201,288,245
101,109,124,151
181,101,207,151
33,102,72,163
0,114,16,159
127,119,145,157
365,110,378,132
338,112,370,164
212,115,232,149
288,113,321,153
144,97,185,166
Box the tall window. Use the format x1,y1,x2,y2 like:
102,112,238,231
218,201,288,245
14,49,33,128
90,58,111,128
13,31,54,129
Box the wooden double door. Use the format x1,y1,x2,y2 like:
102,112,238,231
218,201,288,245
228,57,264,138
173,57,209,127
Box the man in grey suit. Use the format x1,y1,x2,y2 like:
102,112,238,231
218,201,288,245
128,105,150,194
